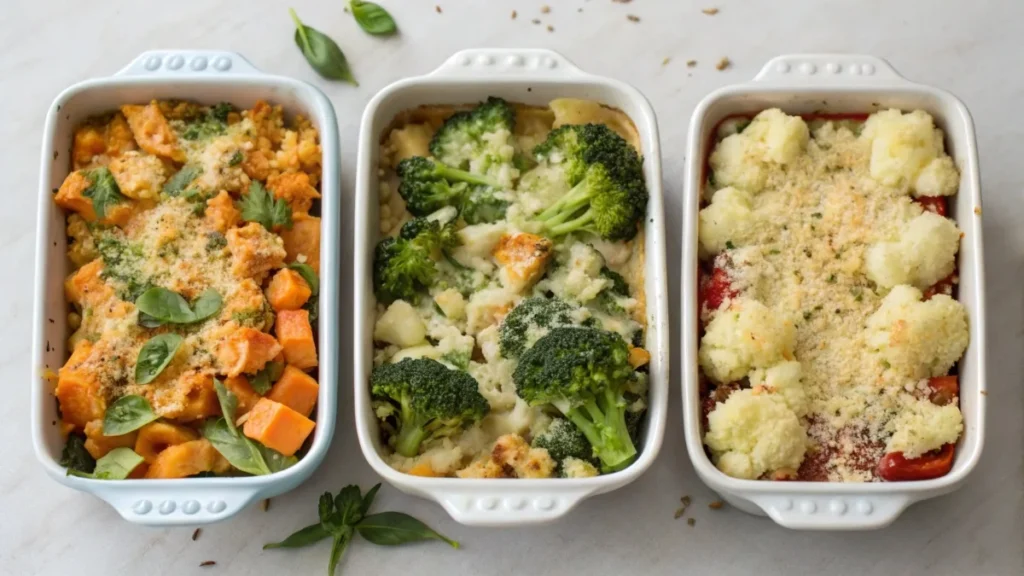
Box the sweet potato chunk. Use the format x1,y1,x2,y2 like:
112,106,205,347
72,113,137,169
407,462,439,477
225,375,262,415
145,439,230,479
134,421,199,464
280,214,321,273
267,366,319,417
217,327,283,377
493,233,553,292
83,420,138,460
267,172,321,215
54,172,98,222
205,190,241,233
64,259,114,307
266,269,312,311
227,222,287,281
275,310,317,369
120,102,186,162
243,398,315,457
159,371,221,422
56,343,105,428
628,346,651,369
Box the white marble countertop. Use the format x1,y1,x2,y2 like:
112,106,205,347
2,0,1022,574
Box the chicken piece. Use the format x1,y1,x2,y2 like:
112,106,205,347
226,222,287,281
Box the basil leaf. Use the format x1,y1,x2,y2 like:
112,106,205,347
68,447,145,480
350,1,397,35
202,418,272,476
355,512,460,548
60,433,96,474
136,287,195,324
359,483,381,517
135,333,183,384
163,165,203,196
81,167,125,220
212,378,240,434
137,312,164,328
319,492,340,530
250,361,285,395
335,485,365,526
263,523,331,549
288,262,319,296
328,532,353,576
103,395,159,436
237,181,293,231
190,288,223,322
304,295,319,324
289,8,358,85
257,443,299,473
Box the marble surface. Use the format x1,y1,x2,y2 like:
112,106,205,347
2,0,1022,574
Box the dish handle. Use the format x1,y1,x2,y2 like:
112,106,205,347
746,493,914,530
428,48,587,79
92,484,262,526
432,484,597,526
753,54,908,85
115,50,262,77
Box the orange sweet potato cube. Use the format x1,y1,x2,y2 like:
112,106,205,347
243,398,315,457
54,172,98,222
56,343,106,428
267,365,319,417
275,309,317,370
144,439,230,479
217,327,283,377
266,269,311,312
280,214,321,273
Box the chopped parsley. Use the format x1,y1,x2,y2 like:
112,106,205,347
725,240,735,250
82,167,125,220
237,181,292,231
827,274,837,283
228,150,244,166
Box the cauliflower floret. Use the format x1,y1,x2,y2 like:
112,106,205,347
864,285,969,380
374,300,427,347
434,288,467,321
456,433,556,479
465,287,518,335
389,344,437,363
66,214,98,268
562,457,599,478
709,109,809,193
914,156,960,197
468,359,517,411
698,186,757,255
475,324,502,363
886,396,963,458
748,360,807,417
704,389,808,480
865,211,961,290
481,398,547,438
861,109,955,195
453,222,508,259
544,242,611,304
699,297,795,383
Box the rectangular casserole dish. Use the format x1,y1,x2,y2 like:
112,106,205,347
31,50,341,526
682,54,986,530
353,48,669,526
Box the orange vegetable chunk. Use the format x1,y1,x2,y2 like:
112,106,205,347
267,365,319,417
134,422,199,464
242,398,315,457
217,327,283,377
275,309,318,369
56,343,106,428
145,439,230,479
224,375,262,415
83,420,137,460
280,214,321,273
120,102,186,162
266,269,312,311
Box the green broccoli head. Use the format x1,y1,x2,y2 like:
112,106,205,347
370,358,490,457
399,216,461,255
396,156,501,216
428,97,517,181
533,161,648,241
593,266,631,316
533,124,641,186
461,185,510,224
532,418,595,469
372,237,436,304
512,326,637,472
498,296,576,358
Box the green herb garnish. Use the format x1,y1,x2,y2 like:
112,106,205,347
163,165,203,196
228,150,244,166
251,361,285,395
67,448,144,480
724,240,735,250
289,8,358,85
135,333,184,384
350,1,397,35
60,433,96,474
103,395,159,436
238,181,293,231
82,167,125,220
203,380,296,475
135,287,222,326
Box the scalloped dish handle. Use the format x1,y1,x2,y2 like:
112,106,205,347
434,485,597,526
748,493,913,530
95,484,262,526
428,48,587,79
753,54,908,85
116,50,263,77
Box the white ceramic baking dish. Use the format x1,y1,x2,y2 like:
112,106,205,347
353,48,668,526
681,54,986,530
31,50,341,526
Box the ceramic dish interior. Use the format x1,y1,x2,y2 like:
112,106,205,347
682,54,986,530
31,50,341,526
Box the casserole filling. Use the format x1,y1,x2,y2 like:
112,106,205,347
697,108,968,482
370,97,650,478
53,100,323,479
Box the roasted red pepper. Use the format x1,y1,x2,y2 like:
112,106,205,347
916,195,948,217
876,444,955,481
923,272,956,300
927,375,959,406
700,267,736,312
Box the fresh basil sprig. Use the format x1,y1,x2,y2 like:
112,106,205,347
350,1,397,36
237,181,293,231
67,447,144,480
103,395,159,436
264,483,458,576
203,379,296,475
60,433,96,474
289,8,358,85
82,167,125,220
135,287,222,326
251,361,285,395
135,333,183,384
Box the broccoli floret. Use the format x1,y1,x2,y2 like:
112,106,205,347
533,418,595,471
461,185,510,224
370,358,490,457
396,156,502,216
429,97,517,176
513,326,638,472
533,123,642,186
372,237,436,304
601,266,629,296
498,297,576,358
399,215,461,255
533,161,647,241
592,266,631,316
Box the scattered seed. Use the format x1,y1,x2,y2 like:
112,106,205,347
262,498,271,512
687,517,697,526
702,7,720,15
675,495,692,519
674,506,687,519
532,18,541,24
511,10,517,19
716,57,731,71
200,561,216,567
662,57,671,66
709,500,725,510
541,5,551,13
681,495,692,506
627,14,640,22
547,25,554,32
191,528,201,541
687,60,697,67
435,5,442,13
